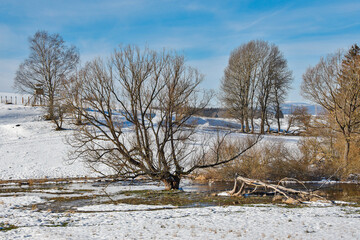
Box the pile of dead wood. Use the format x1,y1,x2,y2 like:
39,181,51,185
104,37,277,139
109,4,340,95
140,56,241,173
228,176,328,204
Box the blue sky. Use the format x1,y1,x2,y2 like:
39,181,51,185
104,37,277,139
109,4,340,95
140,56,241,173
1,0,360,103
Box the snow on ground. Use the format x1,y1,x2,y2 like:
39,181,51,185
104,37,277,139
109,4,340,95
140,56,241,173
0,105,359,239
0,195,359,239
0,104,96,180
0,103,300,181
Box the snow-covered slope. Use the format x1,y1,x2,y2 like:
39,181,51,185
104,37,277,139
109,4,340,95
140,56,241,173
0,104,96,180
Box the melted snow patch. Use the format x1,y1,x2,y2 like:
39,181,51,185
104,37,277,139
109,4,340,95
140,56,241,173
217,191,230,196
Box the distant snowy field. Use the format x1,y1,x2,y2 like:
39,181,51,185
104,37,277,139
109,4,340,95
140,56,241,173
0,103,299,180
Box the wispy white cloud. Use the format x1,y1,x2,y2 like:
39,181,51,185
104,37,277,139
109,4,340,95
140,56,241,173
226,8,287,33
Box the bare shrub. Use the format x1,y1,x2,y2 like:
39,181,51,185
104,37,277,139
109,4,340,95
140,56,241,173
296,112,360,180
203,137,267,180
203,140,293,180
202,139,335,181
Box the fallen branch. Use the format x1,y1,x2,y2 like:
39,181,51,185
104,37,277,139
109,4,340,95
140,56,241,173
229,175,328,204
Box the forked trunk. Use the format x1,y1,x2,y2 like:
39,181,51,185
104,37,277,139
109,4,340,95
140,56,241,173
162,175,181,190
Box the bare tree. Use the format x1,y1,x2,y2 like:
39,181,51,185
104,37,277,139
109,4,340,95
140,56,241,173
221,40,264,133
14,31,79,121
271,53,293,133
256,43,292,134
63,70,84,125
302,44,360,169
222,40,292,134
68,46,260,190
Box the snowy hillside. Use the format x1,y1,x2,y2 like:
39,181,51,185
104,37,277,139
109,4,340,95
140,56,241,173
0,104,96,180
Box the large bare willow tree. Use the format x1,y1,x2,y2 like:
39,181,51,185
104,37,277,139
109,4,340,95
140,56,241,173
14,31,79,120
68,46,260,189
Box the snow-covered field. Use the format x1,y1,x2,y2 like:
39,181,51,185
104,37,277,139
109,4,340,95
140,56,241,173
1,103,360,239
1,194,360,239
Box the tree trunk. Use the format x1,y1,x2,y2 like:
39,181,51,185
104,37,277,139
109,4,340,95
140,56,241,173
48,96,55,120
244,108,250,132
54,119,63,131
76,116,82,125
260,110,266,134
276,105,281,133
240,116,245,133
245,116,250,133
162,175,181,190
250,117,254,134
277,118,281,133
266,114,271,133
344,139,350,168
